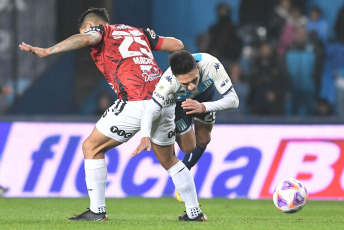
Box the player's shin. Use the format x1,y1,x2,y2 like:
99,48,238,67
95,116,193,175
167,160,202,219
182,145,207,169
84,159,107,213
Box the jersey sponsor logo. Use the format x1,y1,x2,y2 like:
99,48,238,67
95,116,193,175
132,57,154,65
153,92,165,100
110,126,133,138
141,65,161,82
158,85,165,91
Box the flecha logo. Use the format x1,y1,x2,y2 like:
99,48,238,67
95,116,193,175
23,135,81,192
0,123,12,162
260,139,344,199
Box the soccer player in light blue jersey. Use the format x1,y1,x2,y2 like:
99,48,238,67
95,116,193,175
133,50,239,203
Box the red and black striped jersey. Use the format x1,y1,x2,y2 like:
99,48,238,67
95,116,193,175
85,24,164,101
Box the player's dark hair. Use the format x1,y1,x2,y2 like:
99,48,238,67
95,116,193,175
78,7,110,28
169,50,197,76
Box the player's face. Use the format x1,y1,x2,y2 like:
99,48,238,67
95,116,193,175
177,68,200,91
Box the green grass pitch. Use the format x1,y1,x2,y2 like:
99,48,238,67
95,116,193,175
0,197,343,230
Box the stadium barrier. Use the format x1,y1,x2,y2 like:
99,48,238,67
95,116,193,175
0,121,343,200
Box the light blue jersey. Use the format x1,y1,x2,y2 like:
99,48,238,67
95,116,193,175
152,53,233,107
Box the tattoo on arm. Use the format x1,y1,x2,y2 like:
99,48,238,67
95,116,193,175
49,33,100,55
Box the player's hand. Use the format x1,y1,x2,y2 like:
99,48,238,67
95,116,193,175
132,137,151,158
19,42,50,58
181,99,206,114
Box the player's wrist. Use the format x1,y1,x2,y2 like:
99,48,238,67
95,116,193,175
200,103,206,113
141,135,151,139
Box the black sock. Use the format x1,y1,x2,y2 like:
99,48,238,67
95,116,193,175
182,145,207,170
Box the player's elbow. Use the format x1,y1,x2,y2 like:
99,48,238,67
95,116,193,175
172,39,184,52
227,91,239,109
84,34,101,47
233,96,239,109
161,38,184,52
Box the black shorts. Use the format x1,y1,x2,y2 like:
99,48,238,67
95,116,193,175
175,85,216,135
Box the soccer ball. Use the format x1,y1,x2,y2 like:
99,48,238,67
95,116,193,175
273,178,308,213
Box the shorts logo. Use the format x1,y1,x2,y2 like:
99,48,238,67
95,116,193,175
167,131,176,138
176,119,188,132
113,100,127,116
110,126,133,138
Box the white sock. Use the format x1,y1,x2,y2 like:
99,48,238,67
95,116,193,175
168,161,202,219
84,159,107,213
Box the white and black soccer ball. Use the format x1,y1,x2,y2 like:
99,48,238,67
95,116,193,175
273,178,308,213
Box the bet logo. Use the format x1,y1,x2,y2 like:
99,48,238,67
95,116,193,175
167,131,175,138
110,126,133,138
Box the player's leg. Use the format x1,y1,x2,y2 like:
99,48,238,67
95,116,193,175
70,100,141,221
151,142,207,221
176,127,196,154
84,127,121,211
175,100,196,154
82,126,122,159
174,102,196,202
69,127,121,221
182,119,214,169
179,85,216,169
150,105,207,221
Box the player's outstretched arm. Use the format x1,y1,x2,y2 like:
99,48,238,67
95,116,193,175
19,33,101,58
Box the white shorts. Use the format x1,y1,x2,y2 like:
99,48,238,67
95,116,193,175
96,99,176,146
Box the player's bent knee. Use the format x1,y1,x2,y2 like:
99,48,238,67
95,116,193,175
196,136,211,148
82,139,99,159
180,144,196,154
